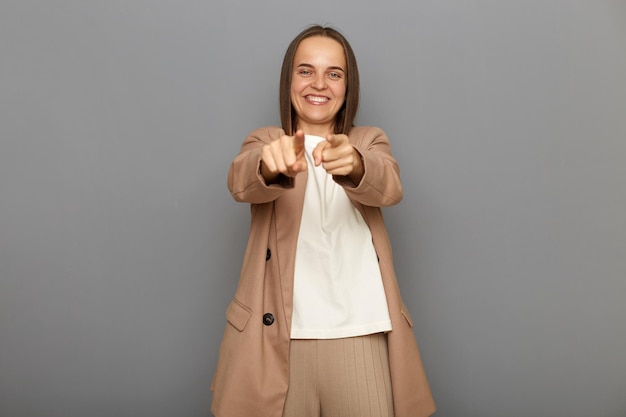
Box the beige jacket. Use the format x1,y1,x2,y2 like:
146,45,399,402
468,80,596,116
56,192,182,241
211,126,435,417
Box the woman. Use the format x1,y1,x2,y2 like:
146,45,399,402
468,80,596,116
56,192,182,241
211,25,435,417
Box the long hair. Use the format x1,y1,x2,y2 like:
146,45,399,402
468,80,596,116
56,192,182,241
279,25,360,135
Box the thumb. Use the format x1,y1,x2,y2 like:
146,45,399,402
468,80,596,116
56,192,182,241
326,133,337,147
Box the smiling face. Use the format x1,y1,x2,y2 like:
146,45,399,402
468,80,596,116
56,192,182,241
290,36,347,137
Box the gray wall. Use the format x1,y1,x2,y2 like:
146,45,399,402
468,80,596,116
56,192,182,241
1,1,625,416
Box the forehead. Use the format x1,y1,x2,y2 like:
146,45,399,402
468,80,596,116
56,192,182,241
294,36,346,67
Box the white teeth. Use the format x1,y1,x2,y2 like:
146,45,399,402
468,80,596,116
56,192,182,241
307,96,328,103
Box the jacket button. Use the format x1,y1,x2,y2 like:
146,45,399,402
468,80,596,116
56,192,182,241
266,248,271,261
262,313,274,326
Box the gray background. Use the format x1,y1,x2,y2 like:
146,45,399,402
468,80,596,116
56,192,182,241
1,1,625,416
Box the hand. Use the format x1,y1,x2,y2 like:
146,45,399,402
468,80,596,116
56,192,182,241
313,134,364,183
260,130,307,181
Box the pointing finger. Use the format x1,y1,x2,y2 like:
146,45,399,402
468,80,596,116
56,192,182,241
326,134,348,148
294,130,305,150
312,140,329,166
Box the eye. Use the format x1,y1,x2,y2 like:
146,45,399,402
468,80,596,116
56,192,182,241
328,71,343,80
297,69,313,76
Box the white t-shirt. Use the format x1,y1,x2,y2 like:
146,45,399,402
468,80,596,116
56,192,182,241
290,135,392,339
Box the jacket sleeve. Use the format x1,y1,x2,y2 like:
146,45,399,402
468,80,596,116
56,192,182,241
227,127,295,204
334,126,403,207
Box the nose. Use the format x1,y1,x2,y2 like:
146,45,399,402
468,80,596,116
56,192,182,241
311,73,327,90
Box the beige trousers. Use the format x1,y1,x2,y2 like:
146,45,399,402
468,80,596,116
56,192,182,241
282,333,394,417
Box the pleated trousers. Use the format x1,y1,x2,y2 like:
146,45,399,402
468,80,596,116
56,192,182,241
282,333,394,417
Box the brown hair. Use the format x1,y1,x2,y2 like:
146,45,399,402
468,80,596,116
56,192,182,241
279,25,360,135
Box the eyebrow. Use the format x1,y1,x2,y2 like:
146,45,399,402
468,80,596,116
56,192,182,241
296,63,346,73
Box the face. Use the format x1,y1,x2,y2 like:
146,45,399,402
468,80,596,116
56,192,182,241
290,36,347,136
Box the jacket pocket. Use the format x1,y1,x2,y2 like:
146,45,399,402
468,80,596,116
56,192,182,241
226,298,252,332
400,304,414,328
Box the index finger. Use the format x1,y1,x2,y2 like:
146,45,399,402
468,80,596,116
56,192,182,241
326,133,348,148
293,129,306,154
312,140,329,166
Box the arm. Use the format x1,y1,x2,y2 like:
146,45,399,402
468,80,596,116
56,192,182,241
227,127,306,204
333,126,403,207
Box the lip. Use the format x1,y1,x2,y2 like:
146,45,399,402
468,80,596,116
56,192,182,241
304,94,330,105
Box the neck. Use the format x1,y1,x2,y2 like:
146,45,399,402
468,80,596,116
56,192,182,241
296,122,334,138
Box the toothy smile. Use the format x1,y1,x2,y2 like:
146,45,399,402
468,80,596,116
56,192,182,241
305,95,329,103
